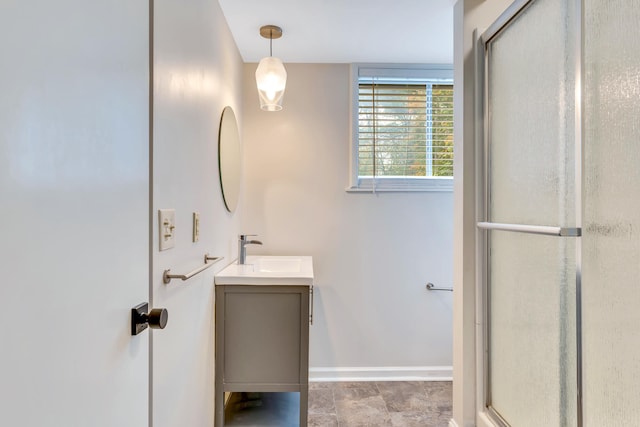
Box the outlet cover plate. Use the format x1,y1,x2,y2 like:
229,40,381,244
193,212,200,242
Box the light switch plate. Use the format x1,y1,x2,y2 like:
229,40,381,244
159,209,176,251
192,212,200,242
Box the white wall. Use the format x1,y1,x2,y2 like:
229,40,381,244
152,1,243,426
242,63,454,380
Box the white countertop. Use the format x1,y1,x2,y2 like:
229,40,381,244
214,255,314,286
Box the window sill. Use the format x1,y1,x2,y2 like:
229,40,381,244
345,178,453,193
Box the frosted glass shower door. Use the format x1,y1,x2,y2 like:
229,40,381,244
480,0,579,425
582,1,640,425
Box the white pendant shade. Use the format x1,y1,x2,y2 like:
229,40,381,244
255,56,287,111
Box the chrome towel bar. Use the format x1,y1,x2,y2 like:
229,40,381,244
163,254,224,284
426,282,453,292
477,222,581,237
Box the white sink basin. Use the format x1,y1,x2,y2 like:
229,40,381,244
255,257,302,273
214,256,314,286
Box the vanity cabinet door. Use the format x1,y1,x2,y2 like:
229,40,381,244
216,285,310,390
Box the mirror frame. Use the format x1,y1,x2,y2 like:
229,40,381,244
218,106,241,213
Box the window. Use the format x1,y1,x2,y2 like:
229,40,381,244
348,65,454,192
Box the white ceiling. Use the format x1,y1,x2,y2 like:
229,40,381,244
218,0,455,64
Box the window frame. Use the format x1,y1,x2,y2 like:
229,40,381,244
348,64,454,193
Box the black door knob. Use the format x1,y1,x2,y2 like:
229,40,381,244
147,308,168,329
131,303,169,335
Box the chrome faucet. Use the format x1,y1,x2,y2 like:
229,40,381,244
238,234,262,265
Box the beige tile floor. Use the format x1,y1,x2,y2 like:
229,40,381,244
225,381,452,427
308,381,452,427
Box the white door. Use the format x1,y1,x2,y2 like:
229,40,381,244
0,1,151,426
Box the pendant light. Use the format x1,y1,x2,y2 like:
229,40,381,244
255,25,287,111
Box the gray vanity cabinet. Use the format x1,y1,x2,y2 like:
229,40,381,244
214,285,311,427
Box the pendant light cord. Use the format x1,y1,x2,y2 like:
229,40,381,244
270,29,273,57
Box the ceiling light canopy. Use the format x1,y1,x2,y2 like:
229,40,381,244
255,25,287,112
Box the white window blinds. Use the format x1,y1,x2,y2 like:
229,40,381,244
358,80,454,180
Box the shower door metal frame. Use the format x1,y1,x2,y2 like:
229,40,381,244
475,0,584,425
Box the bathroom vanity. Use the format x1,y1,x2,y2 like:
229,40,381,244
214,256,314,427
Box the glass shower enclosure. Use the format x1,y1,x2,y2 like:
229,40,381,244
477,0,640,425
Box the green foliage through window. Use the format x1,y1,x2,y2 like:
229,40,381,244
358,81,453,178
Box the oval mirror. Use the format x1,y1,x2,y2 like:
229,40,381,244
218,106,241,213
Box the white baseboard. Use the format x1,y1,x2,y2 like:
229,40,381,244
477,411,499,427
309,366,453,382
446,413,497,427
